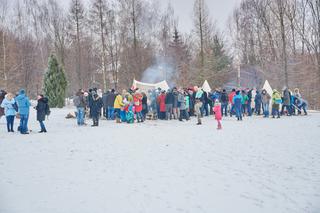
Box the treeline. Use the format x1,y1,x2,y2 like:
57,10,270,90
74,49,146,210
230,0,320,108
0,0,231,97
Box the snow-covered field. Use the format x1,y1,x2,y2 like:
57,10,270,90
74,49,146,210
0,108,320,213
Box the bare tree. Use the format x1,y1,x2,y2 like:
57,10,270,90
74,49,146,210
68,0,85,89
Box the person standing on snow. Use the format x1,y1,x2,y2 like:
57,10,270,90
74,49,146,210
73,90,87,126
165,89,174,120
178,89,188,121
241,90,249,117
254,90,262,115
133,90,144,123
194,87,204,125
228,89,236,117
16,89,31,134
35,94,50,133
1,93,17,132
233,90,243,121
272,89,282,118
220,89,228,117
106,89,116,120
261,89,271,118
141,92,148,120
281,87,291,116
114,92,125,123
89,93,103,126
157,90,166,120
213,99,222,130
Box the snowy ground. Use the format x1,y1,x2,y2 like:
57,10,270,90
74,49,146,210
0,107,320,213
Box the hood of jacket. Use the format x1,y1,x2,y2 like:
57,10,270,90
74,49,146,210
39,97,48,104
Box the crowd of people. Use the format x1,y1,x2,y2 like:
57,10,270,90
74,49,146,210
0,89,50,134
72,86,309,130
0,85,309,134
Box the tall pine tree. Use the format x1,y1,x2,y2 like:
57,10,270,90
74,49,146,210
44,55,68,108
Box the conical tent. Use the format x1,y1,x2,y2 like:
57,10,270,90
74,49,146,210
202,80,212,93
262,80,273,96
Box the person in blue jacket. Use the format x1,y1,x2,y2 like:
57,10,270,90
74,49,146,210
233,90,243,121
1,93,17,132
15,89,31,134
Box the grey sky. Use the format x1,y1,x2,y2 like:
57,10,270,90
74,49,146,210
60,0,241,33
162,0,241,33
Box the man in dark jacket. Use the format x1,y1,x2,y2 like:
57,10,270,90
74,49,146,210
281,88,291,116
36,95,50,133
106,89,116,120
254,90,262,115
220,89,228,116
102,91,109,119
165,89,174,120
89,93,103,126
0,90,7,118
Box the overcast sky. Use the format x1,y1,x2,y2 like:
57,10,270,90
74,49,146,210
60,0,241,33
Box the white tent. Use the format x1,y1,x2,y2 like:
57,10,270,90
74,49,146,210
262,80,273,96
202,80,212,93
132,79,170,93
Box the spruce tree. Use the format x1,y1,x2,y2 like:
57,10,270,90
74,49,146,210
43,55,68,108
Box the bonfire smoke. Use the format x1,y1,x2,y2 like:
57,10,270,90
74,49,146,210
141,56,176,87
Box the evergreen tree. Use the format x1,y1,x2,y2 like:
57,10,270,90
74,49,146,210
43,55,68,108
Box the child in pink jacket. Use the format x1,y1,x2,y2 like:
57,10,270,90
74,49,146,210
213,99,222,130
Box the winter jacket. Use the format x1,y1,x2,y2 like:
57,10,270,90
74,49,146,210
90,96,103,117
213,104,222,120
185,96,190,110
228,91,236,104
173,92,179,108
165,92,174,104
220,91,228,104
15,89,31,115
106,92,116,107
36,97,50,121
1,97,16,116
272,90,282,105
254,92,262,104
102,92,109,108
133,93,143,113
73,94,87,108
0,90,7,117
178,93,186,110
261,92,271,104
242,95,249,105
233,94,243,108
114,95,124,109
195,90,204,99
282,89,291,105
157,94,166,112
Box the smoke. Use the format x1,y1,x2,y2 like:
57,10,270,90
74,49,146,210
141,56,177,87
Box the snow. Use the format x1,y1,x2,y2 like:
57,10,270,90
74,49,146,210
0,108,320,213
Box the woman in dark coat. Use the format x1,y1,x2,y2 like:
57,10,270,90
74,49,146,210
89,93,103,126
141,92,148,120
36,95,50,133
0,90,7,118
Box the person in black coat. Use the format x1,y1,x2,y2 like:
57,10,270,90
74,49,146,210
220,89,228,116
89,93,103,127
254,90,262,115
106,89,116,120
141,92,148,120
36,95,50,133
